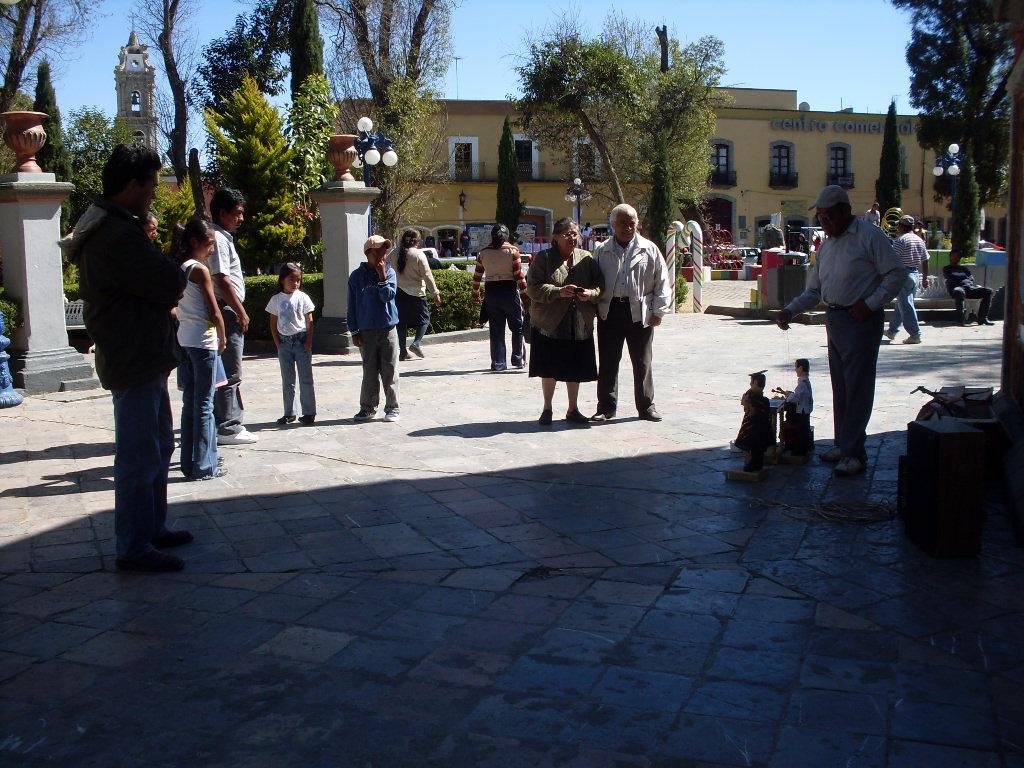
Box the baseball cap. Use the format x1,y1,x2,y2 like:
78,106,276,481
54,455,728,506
363,235,393,253
898,215,915,227
809,185,850,210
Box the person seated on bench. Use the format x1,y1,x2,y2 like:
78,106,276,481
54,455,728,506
942,248,994,326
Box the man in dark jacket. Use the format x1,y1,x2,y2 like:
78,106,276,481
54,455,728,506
68,144,191,572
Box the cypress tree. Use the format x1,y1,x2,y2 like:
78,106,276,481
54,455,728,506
648,133,674,256
495,116,522,233
289,0,324,99
950,146,980,262
33,60,73,231
874,101,902,217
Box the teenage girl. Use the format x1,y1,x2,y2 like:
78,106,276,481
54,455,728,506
265,263,317,425
174,217,227,480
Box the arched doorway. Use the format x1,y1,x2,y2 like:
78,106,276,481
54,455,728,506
706,197,734,238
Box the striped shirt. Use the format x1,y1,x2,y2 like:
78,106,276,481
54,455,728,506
894,232,929,270
473,245,527,295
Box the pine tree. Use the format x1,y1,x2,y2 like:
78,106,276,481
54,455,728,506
289,0,324,99
205,75,306,271
495,116,522,233
874,101,902,217
33,60,74,231
950,147,980,263
647,133,674,256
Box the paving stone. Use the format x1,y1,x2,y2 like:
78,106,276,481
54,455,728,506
889,740,1000,768
327,636,437,678
771,727,886,768
634,610,722,644
60,629,166,667
556,602,647,635
253,626,354,663
685,680,787,723
672,567,751,594
572,702,677,756
580,580,665,607
654,589,740,617
606,636,712,676
721,618,810,654
462,693,575,742
408,645,513,687
891,700,996,750
662,713,776,765
527,627,625,664
788,689,887,735
0,620,103,658
236,593,324,623
496,656,604,698
707,646,802,687
591,666,693,712
371,609,467,641
481,594,571,626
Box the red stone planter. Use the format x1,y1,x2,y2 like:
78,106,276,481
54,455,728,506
327,134,359,181
1,111,48,174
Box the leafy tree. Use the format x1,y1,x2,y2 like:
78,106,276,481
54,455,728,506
893,0,1011,207
286,73,337,212
64,108,133,225
495,116,522,233
517,14,725,224
950,149,981,261
196,0,289,114
647,134,673,253
1,0,101,113
323,0,454,235
289,0,323,99
204,74,305,271
874,101,902,216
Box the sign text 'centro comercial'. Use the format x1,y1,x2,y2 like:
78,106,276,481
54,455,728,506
770,116,915,135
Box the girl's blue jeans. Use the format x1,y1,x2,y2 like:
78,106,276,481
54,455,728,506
279,332,316,418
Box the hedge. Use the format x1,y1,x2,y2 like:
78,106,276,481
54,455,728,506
0,288,20,334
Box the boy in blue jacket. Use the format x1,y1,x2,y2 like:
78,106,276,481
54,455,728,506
348,236,401,422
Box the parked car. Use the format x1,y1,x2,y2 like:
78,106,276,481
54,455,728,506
978,240,1004,251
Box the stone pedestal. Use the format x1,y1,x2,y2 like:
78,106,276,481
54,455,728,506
311,181,381,354
0,173,98,392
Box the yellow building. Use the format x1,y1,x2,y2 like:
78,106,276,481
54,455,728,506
406,91,1008,252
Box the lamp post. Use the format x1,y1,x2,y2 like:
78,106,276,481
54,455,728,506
932,142,962,223
564,177,590,226
353,116,398,235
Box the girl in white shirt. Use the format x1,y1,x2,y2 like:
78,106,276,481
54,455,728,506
265,263,317,425
174,217,227,480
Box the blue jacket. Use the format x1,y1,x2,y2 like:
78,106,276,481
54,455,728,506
347,263,398,333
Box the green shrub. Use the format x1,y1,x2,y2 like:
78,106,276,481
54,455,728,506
242,273,324,342
428,268,479,333
64,282,81,301
0,289,21,333
675,272,689,309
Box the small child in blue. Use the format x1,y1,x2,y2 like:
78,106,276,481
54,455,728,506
348,235,401,422
265,263,316,425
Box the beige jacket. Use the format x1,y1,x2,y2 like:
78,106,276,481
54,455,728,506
594,233,671,326
395,248,440,298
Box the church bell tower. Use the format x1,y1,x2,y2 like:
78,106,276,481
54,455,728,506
114,31,159,152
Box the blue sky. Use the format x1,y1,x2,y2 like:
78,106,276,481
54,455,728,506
52,0,917,120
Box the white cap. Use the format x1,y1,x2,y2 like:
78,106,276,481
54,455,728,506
809,185,850,210
363,235,393,253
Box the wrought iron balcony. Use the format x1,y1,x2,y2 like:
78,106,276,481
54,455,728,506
769,172,799,189
516,161,547,181
827,173,855,189
451,162,485,181
710,169,737,187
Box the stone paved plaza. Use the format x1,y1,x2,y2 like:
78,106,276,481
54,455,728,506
0,314,1020,767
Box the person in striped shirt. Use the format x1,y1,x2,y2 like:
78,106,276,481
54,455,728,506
884,215,929,345
472,224,529,371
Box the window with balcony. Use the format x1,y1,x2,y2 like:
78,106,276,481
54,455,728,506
769,142,797,188
448,136,480,180
710,141,735,186
515,138,535,180
827,144,854,188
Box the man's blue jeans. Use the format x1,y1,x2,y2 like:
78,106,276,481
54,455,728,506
278,332,316,418
179,347,218,479
888,270,922,337
214,309,245,436
484,281,525,370
111,374,174,558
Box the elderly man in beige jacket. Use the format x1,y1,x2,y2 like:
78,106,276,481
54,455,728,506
592,204,672,422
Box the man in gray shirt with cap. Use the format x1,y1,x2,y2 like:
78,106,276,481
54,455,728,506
776,186,906,477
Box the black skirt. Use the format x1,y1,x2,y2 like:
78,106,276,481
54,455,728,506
528,329,597,382
396,288,430,327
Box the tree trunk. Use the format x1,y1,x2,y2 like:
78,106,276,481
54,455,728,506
157,0,188,184
1,0,44,114
188,148,204,214
577,109,626,204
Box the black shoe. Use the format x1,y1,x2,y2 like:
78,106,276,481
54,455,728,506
299,415,316,425
399,353,412,361
116,550,184,573
590,411,616,422
565,410,590,426
277,415,297,425
639,407,663,422
538,409,553,426
979,318,995,326
152,529,194,548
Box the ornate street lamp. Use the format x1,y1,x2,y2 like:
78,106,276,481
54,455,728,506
458,190,466,208
354,116,398,234
564,177,591,226
932,142,962,221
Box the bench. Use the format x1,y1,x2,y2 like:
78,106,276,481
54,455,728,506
65,299,85,331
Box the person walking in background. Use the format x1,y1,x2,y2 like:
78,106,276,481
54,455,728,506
885,215,929,344
943,248,995,326
592,204,671,422
68,143,191,572
209,187,258,446
460,229,472,259
776,185,905,477
266,263,317,426
349,236,401,423
174,217,227,481
394,229,442,361
526,218,604,426
473,224,528,372
144,211,159,243
865,202,882,227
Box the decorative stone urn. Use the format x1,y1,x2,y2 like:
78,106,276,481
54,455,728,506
327,134,359,182
1,111,48,174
